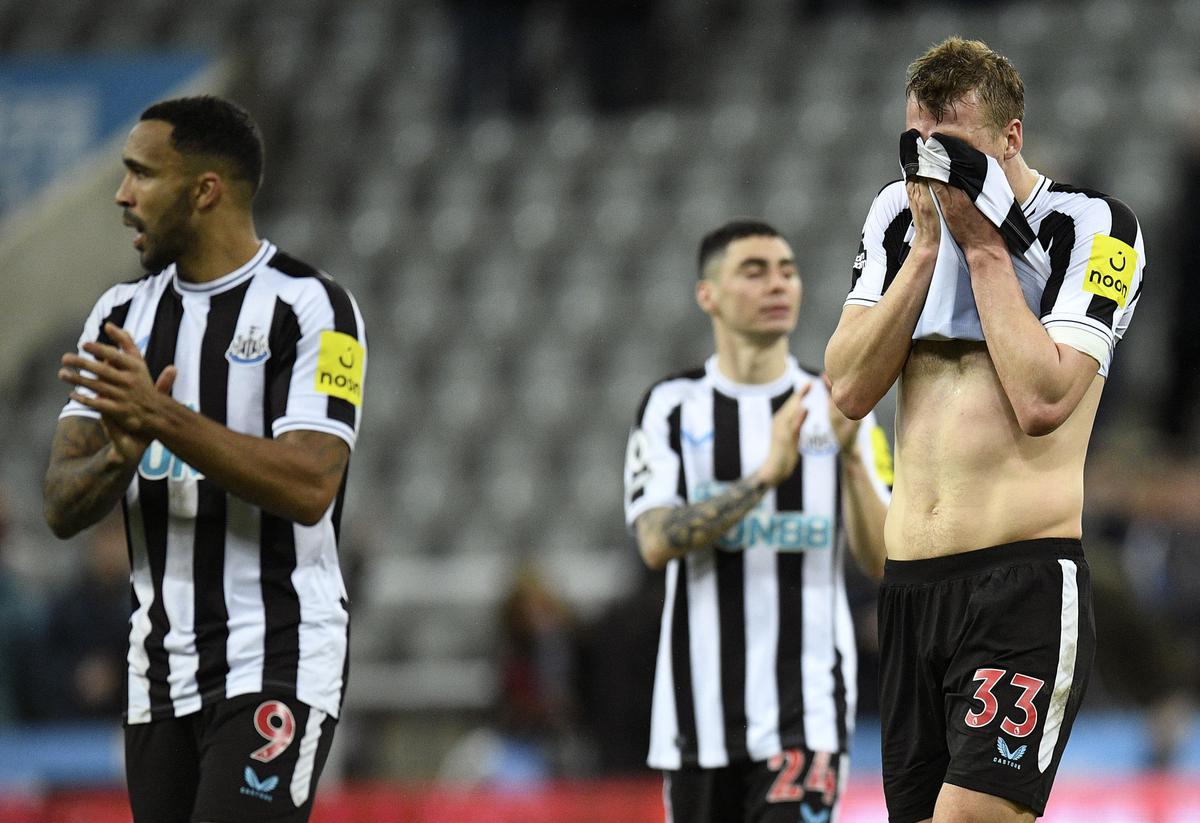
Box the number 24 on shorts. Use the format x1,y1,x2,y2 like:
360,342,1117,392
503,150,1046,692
766,749,838,805
964,668,1046,738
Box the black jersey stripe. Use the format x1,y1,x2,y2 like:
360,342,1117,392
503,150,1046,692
881,210,913,294
771,388,807,747
265,297,301,433
850,237,868,289
664,398,697,758
260,511,301,693
712,390,747,761
831,457,848,751
139,285,184,719
636,368,707,426
96,299,133,345
667,405,686,502
318,278,360,428
268,251,359,428
260,293,304,693
1037,211,1075,318
193,281,250,704
671,560,698,762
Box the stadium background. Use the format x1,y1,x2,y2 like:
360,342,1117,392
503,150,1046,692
2,0,1199,819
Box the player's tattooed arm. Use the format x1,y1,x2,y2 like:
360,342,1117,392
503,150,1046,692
43,416,140,539
635,477,769,569
633,387,808,570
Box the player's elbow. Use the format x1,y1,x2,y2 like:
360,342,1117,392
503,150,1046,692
1015,401,1070,437
639,538,671,571
829,380,871,421
43,504,80,540
294,498,332,527
291,485,337,527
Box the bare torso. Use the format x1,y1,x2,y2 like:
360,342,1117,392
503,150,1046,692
887,340,1103,559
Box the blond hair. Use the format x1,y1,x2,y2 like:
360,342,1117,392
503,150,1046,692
906,37,1024,132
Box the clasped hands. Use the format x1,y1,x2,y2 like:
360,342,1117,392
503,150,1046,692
59,322,177,464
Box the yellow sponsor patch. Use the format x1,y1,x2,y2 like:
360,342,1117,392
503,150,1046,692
870,425,894,487
315,330,364,406
1082,234,1136,308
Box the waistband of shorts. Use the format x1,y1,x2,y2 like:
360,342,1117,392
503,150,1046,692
882,538,1084,585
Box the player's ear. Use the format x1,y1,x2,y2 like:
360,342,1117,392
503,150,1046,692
696,277,716,316
1003,118,1023,160
194,171,223,211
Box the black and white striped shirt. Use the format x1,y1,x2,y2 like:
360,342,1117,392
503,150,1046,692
847,175,1145,377
623,357,892,769
60,240,366,724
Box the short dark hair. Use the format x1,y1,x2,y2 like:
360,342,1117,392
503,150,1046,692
140,95,264,195
906,37,1024,132
697,219,782,279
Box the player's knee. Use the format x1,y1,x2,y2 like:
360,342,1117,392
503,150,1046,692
933,783,1035,823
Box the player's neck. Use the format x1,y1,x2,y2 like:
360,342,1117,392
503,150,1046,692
174,218,262,284
1003,153,1039,203
714,335,790,385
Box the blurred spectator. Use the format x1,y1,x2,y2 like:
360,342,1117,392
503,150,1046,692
1159,113,1200,450
577,564,660,774
1085,448,1200,767
440,565,586,785
567,0,664,113
448,0,539,122
495,565,584,774
0,486,48,725
41,511,129,720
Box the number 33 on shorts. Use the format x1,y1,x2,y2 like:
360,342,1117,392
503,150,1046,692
963,667,1046,737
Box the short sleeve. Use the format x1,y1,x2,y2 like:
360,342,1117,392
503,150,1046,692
269,279,367,449
846,181,910,309
1040,198,1145,378
59,282,141,421
624,388,686,530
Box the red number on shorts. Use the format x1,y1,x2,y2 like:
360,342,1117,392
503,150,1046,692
964,668,1046,738
766,749,806,802
1001,673,1045,738
803,750,838,806
251,700,296,763
965,668,1004,728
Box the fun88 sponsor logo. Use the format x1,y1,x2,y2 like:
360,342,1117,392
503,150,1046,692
693,481,832,552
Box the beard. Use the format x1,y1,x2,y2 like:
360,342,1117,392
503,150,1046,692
138,189,196,273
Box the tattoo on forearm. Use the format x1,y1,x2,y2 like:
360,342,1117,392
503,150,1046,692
44,419,133,535
660,477,767,552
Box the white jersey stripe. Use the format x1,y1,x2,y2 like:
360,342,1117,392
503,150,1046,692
802,432,840,753
125,499,155,724
648,561,682,769
688,548,727,767
741,394,782,761
290,707,327,807
1038,559,1080,772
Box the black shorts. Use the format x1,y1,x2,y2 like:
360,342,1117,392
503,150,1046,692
125,692,337,823
878,538,1095,822
664,747,846,823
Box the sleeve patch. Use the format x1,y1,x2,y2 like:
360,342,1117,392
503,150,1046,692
1082,234,1136,308
315,330,364,406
